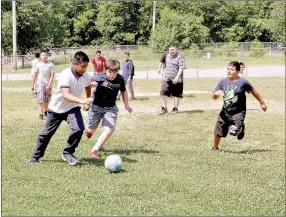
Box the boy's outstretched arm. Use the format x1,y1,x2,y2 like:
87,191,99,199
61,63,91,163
212,90,224,100
251,89,267,111
121,90,133,113
62,87,93,105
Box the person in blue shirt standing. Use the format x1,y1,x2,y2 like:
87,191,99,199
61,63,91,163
117,52,135,100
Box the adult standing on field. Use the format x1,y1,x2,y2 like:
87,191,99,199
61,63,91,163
159,45,186,115
91,50,106,75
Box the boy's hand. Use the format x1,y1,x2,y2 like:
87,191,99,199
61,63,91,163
214,90,224,97
83,104,90,111
125,106,133,113
91,82,98,87
82,97,93,105
261,103,267,112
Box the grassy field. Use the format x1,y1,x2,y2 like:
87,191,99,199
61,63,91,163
4,55,285,74
2,77,285,216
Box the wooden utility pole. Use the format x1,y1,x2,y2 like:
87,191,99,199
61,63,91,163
152,1,156,30
12,1,17,71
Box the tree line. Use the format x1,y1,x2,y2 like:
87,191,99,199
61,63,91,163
1,1,285,55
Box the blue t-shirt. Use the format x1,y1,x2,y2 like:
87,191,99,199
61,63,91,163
91,73,126,107
214,77,254,113
122,59,134,79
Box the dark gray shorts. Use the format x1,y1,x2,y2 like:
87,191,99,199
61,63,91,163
214,110,246,137
87,104,119,131
160,80,183,98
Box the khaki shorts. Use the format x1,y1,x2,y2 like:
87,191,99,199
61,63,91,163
36,84,51,103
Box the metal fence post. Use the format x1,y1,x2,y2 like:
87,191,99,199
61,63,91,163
147,51,149,79
196,50,199,78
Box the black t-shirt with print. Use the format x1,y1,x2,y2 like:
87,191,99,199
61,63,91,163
91,73,126,107
214,77,254,113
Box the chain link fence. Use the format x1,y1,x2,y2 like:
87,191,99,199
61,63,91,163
1,42,285,78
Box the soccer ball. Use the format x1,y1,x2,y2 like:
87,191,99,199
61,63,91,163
104,154,123,172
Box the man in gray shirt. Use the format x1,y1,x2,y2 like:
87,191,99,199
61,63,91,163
159,45,186,114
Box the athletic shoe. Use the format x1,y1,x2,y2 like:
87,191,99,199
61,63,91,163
62,154,78,166
29,158,40,165
237,124,245,140
210,146,219,151
85,131,93,139
159,107,168,115
88,150,99,159
171,107,178,114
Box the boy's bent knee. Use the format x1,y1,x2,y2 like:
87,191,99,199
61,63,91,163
103,126,115,134
228,125,240,136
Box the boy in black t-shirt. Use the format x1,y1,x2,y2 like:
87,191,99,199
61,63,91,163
86,59,133,159
211,61,267,150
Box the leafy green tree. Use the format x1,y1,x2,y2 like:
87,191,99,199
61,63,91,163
267,2,286,43
16,1,68,54
96,2,141,45
62,1,101,46
1,11,13,54
149,8,209,51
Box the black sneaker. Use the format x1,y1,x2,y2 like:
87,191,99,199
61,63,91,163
171,107,178,114
159,107,168,115
237,124,245,140
62,154,78,166
29,158,40,165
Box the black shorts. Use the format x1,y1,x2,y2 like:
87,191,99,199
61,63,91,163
160,80,183,98
214,110,246,137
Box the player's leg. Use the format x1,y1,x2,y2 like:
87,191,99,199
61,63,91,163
89,106,118,159
171,82,183,113
29,110,63,163
212,111,229,150
85,104,103,138
159,80,170,114
128,79,135,100
62,107,85,165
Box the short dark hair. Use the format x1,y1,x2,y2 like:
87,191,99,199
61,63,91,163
239,62,245,66
35,52,40,58
105,59,120,71
124,51,130,56
228,61,240,71
72,51,89,64
96,50,101,54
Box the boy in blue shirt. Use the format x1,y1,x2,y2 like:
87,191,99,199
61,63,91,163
212,61,267,150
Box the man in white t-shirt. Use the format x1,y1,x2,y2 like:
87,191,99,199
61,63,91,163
29,51,93,166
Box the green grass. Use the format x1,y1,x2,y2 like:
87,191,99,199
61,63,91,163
2,77,285,216
3,55,285,73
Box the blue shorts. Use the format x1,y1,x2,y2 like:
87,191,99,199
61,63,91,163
86,104,119,131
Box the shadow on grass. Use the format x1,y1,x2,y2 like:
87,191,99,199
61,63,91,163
103,148,159,156
40,148,158,167
222,149,274,154
179,110,204,114
133,96,150,101
184,94,196,98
